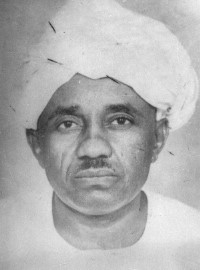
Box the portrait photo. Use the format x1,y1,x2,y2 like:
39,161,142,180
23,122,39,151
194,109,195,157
1,0,200,269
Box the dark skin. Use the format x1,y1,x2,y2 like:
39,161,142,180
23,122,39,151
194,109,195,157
26,73,169,249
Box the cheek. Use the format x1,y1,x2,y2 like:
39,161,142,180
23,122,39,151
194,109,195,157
41,134,76,177
42,136,62,170
112,131,154,179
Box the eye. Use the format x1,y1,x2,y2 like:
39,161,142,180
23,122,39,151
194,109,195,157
111,117,133,126
57,120,81,132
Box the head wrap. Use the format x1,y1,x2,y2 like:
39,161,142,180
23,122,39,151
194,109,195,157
19,0,198,130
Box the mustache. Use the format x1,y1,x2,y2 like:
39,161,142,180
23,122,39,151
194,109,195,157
79,157,112,170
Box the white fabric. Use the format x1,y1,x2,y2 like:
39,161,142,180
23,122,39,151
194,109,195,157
1,191,200,269
18,0,198,130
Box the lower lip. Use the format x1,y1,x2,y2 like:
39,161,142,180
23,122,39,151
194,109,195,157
74,176,118,188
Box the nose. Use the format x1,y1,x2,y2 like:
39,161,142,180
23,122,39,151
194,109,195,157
77,128,112,159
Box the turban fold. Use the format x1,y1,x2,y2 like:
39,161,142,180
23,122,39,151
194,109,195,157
19,0,199,130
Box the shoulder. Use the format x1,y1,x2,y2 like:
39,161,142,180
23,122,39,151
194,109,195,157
139,191,200,269
0,194,71,267
144,190,200,243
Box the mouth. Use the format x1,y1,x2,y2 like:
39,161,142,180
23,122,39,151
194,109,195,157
74,169,119,188
75,169,117,178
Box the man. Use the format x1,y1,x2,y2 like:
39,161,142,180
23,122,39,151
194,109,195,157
14,0,200,268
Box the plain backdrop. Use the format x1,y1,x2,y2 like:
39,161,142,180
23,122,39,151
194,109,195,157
1,0,200,213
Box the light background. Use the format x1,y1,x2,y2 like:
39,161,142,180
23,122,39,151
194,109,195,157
1,0,200,211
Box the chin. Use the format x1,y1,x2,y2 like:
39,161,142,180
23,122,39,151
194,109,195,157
76,205,122,216
70,194,129,216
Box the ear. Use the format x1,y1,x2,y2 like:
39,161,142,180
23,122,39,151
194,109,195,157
151,118,169,163
26,129,45,168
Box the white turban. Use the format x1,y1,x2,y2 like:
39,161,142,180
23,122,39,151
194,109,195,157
19,0,199,131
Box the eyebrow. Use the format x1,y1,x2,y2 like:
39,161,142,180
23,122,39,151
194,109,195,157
47,103,144,121
105,103,144,118
48,105,81,121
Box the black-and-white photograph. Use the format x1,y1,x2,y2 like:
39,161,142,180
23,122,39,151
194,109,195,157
1,0,200,269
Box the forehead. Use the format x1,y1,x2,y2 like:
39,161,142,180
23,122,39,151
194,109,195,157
38,73,154,123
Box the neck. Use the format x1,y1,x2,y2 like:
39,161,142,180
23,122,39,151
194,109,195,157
52,191,148,250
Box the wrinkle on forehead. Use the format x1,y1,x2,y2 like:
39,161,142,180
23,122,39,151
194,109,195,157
37,74,156,129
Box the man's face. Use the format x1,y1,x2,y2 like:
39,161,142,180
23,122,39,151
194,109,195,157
29,74,159,215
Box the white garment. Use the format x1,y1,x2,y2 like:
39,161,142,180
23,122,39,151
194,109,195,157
1,191,200,270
